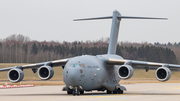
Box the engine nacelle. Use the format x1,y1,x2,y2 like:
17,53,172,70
117,65,134,80
8,69,24,83
155,67,171,82
38,66,54,80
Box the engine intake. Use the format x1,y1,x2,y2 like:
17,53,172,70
155,67,171,82
38,66,54,80
8,69,24,83
117,65,134,80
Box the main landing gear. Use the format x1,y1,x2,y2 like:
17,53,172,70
107,88,123,94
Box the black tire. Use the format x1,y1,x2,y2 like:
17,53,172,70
113,90,117,94
106,90,112,94
120,90,123,94
117,89,123,94
77,90,80,96
73,90,76,96
67,91,71,94
80,91,84,94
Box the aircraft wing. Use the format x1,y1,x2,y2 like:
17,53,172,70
106,58,180,69
0,58,69,72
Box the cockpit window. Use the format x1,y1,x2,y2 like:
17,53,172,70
70,64,75,67
79,64,86,68
66,64,70,68
69,63,86,68
75,64,79,67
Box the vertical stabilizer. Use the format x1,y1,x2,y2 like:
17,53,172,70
107,10,121,54
74,10,167,55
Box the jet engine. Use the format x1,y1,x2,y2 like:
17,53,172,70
117,65,134,80
155,67,171,82
8,69,24,83
38,66,54,80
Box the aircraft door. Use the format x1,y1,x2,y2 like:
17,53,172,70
93,76,97,85
90,69,98,87
79,69,86,84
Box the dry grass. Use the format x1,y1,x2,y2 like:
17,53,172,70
0,63,180,85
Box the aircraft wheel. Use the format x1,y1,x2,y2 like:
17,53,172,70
117,88,123,94
77,90,80,96
80,91,84,94
106,90,112,94
67,91,73,94
73,90,76,96
113,90,117,94
120,90,123,94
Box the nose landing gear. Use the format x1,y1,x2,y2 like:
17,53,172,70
67,86,84,96
73,87,80,96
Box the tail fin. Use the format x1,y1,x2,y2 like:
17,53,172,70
74,10,167,54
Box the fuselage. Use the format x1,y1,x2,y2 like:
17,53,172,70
63,54,123,91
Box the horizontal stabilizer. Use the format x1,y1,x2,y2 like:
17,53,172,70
117,16,168,20
74,16,167,21
73,16,112,21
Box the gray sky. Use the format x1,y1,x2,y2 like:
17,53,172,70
0,0,180,43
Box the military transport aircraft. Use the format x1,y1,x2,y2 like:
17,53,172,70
0,10,180,96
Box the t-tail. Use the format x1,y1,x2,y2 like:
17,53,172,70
74,10,167,54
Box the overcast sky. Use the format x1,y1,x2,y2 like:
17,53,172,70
0,0,180,43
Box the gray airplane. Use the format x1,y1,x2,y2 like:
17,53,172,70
0,10,180,96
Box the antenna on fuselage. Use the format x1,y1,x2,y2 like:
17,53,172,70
74,10,167,54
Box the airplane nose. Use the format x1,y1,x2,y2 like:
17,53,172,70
68,68,79,86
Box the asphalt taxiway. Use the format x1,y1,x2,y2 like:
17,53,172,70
0,83,180,101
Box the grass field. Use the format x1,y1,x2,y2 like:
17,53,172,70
0,63,180,85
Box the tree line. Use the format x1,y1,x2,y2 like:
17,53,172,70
0,34,178,64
